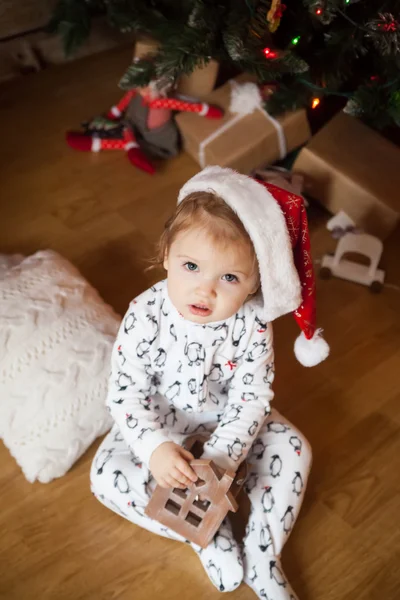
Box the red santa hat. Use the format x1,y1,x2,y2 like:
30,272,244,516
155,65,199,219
178,166,329,367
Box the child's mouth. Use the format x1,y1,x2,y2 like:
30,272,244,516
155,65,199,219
189,304,212,317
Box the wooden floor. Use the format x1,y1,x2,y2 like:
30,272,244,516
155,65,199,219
1,46,399,600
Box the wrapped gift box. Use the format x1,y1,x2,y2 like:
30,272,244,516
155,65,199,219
177,60,219,98
293,112,400,240
176,75,311,174
134,36,218,97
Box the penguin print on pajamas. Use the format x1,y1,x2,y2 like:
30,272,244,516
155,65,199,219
212,323,229,346
184,341,205,366
117,345,126,365
241,392,257,402
170,323,177,342
112,397,124,405
160,526,178,540
127,499,146,518
269,560,287,587
182,404,193,412
209,363,224,382
207,433,219,447
138,396,151,411
165,381,181,401
147,298,156,306
281,505,295,534
220,405,243,427
214,531,235,552
192,423,209,435
292,471,304,496
136,337,156,359
95,448,114,474
124,312,137,334
252,438,267,460
270,454,283,478
177,360,182,373
160,298,169,316
244,520,255,544
232,314,246,347
126,414,138,429
246,339,267,362
242,372,254,385
206,561,225,592
227,438,246,462
255,315,267,333
116,372,134,391
146,313,159,337
188,378,197,395
244,472,258,493
113,429,124,442
248,420,258,437
261,486,275,513
138,426,156,440
130,455,142,468
259,524,273,553
113,470,130,493
259,591,272,600
209,391,219,406
249,566,258,583
263,363,275,386
289,435,302,455
198,395,207,408
154,348,166,368
150,373,161,388
163,407,177,427
267,421,290,434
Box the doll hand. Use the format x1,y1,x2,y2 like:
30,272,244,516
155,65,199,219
149,442,198,489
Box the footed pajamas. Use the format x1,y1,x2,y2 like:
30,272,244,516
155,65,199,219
90,281,312,598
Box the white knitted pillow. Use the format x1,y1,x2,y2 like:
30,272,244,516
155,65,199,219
0,250,120,483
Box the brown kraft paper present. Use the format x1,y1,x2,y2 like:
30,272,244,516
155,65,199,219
176,75,311,174
134,37,218,97
293,112,400,240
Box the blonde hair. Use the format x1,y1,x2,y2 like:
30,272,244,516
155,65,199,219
151,191,259,280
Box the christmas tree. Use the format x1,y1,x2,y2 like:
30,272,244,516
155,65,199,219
50,0,400,129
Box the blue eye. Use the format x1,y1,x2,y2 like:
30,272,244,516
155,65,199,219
223,273,238,283
184,262,198,272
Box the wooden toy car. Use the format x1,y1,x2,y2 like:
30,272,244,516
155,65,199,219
320,232,385,293
145,436,248,548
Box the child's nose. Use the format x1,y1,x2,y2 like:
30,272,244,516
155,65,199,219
197,280,217,298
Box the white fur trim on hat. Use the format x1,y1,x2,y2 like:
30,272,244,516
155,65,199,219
177,166,302,322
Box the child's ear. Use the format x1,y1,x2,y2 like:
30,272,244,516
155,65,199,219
163,252,169,271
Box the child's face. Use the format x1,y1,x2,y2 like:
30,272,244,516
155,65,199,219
164,227,259,324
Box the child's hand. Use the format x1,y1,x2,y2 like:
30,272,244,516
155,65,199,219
149,442,198,489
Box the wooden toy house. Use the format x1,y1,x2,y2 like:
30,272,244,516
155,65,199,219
145,457,247,549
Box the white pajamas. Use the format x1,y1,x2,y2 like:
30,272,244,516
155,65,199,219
90,281,312,598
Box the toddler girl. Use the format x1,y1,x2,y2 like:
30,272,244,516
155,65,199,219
90,166,329,599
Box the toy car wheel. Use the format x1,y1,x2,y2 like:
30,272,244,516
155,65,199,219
319,266,332,280
369,280,383,294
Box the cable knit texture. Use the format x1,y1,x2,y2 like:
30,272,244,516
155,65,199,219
0,250,120,483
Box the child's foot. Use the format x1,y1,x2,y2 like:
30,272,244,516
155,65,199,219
243,551,299,600
191,518,243,592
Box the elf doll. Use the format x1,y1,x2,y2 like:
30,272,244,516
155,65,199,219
66,81,223,175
